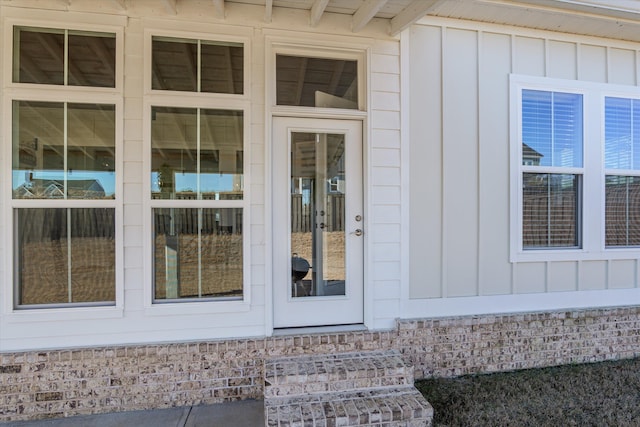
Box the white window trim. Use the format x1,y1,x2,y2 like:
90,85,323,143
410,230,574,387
142,28,252,316
510,74,640,263
2,19,125,321
3,17,124,94
143,28,252,101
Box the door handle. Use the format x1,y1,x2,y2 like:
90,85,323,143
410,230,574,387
353,229,363,237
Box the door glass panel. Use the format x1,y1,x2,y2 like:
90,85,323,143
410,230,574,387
291,132,346,298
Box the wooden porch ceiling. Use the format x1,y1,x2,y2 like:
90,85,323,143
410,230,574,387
5,1,640,41
108,0,640,41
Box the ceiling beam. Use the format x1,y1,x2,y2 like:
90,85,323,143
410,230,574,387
352,0,388,32
162,0,177,15
310,0,329,27
212,0,225,19
265,0,273,23
390,0,446,36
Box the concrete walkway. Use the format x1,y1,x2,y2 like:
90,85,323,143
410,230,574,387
3,400,264,427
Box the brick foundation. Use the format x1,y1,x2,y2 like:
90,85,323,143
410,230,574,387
2,306,640,421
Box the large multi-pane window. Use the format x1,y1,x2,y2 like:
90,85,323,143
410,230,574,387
11,27,118,308
520,89,583,249
150,36,245,303
605,97,640,247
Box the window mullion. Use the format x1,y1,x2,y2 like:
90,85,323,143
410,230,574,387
64,30,69,86
67,208,72,303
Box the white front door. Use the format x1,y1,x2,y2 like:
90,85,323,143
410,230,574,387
273,117,364,328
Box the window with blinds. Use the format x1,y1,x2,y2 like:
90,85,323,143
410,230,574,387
521,89,583,249
605,97,640,247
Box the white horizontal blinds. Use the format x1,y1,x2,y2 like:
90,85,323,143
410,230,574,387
605,97,640,246
521,89,583,249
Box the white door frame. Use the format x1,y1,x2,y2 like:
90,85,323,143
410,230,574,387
272,117,364,328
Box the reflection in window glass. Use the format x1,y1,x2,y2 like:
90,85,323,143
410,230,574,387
523,173,580,248
15,208,115,306
522,90,583,168
276,55,358,109
13,101,116,199
68,31,116,87
605,97,640,171
151,107,243,200
606,176,640,247
153,208,243,301
13,27,116,87
14,27,64,85
152,37,243,94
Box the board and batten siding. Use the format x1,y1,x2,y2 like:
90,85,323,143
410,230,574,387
408,19,640,307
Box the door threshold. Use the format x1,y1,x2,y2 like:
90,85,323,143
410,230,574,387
272,324,367,336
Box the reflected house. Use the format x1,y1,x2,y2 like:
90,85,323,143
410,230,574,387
522,143,543,166
14,178,106,199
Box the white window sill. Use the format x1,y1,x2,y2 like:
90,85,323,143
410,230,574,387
144,299,251,316
5,305,123,323
512,248,640,263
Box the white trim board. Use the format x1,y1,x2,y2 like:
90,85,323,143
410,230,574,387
403,287,640,319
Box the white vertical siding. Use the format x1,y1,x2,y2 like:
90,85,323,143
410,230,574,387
408,19,640,306
443,28,479,297
579,44,608,82
478,31,512,296
409,24,442,299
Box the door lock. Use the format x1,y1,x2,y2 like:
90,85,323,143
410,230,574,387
354,229,363,236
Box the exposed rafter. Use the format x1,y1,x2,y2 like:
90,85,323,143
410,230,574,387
212,0,225,19
162,0,177,15
390,0,446,36
352,0,388,32
265,0,273,23
310,0,330,27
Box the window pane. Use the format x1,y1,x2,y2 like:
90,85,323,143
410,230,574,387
605,97,640,170
151,107,198,199
201,41,243,94
153,208,243,300
14,27,64,85
68,31,116,87
13,101,116,199
200,109,243,199
522,90,583,167
16,208,115,306
152,37,198,91
276,55,358,109
523,173,580,248
68,103,116,199
606,175,640,246
13,101,65,199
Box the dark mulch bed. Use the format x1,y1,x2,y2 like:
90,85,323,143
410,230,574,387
415,358,640,427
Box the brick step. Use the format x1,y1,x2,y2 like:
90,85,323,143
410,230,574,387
265,387,433,427
264,350,413,398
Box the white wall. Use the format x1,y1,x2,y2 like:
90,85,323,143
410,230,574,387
407,17,640,315
0,1,403,350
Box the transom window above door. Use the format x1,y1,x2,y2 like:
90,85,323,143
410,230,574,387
276,54,358,109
